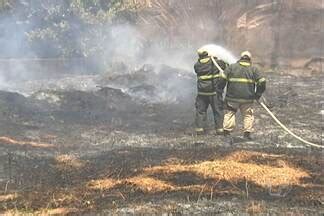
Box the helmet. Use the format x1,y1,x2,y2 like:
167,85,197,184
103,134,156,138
241,51,252,59
197,48,209,58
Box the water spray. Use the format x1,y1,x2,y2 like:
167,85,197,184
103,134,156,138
198,44,238,64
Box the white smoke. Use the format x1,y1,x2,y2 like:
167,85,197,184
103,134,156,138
0,1,235,101
98,24,196,71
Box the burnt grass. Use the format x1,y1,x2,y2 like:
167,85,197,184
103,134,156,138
0,71,323,215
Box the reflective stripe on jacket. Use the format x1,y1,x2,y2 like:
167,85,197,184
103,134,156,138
194,57,227,95
221,60,266,103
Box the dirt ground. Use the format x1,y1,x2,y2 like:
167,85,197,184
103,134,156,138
0,68,323,215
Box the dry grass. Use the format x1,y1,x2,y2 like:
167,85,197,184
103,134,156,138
87,178,120,191
223,150,285,162
2,208,78,216
55,154,87,171
36,208,78,215
0,136,54,149
0,193,18,202
83,151,309,195
1,149,321,214
87,176,175,193
145,152,309,188
126,176,175,193
246,201,266,215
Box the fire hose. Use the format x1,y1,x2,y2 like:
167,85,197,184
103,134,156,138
211,57,324,149
258,100,324,148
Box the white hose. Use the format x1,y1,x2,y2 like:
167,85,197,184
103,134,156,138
211,57,224,73
259,102,324,148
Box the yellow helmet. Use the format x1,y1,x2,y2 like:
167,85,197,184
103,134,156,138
197,48,209,58
241,51,252,59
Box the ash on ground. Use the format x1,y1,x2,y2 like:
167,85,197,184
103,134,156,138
0,65,323,215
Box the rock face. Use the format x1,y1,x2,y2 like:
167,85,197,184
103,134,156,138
226,1,323,68
132,0,324,70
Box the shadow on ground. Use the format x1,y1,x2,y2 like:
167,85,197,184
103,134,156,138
0,147,322,215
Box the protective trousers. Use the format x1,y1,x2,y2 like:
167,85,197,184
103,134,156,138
223,102,254,132
195,94,224,131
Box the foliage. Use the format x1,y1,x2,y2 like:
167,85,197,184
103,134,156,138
0,0,15,11
0,0,138,58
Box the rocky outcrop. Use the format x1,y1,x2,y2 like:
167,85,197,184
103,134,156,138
133,0,324,70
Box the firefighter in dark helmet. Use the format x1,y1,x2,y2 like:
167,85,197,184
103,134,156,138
194,49,227,135
219,51,266,140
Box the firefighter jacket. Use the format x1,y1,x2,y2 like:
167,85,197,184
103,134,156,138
219,59,266,103
194,57,227,96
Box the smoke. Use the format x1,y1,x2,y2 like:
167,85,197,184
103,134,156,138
89,23,197,72
0,0,229,101
0,6,27,85
0,1,41,87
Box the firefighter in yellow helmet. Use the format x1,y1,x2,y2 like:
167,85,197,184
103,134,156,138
218,51,266,140
194,49,228,135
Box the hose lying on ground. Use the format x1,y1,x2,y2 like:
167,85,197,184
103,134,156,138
259,101,324,149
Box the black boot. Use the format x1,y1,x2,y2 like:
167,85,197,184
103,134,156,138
223,130,233,145
215,128,224,135
195,128,205,136
224,130,231,137
243,132,253,140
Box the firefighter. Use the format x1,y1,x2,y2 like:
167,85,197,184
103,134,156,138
219,51,266,140
194,49,227,135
